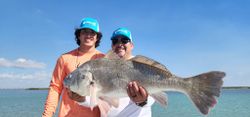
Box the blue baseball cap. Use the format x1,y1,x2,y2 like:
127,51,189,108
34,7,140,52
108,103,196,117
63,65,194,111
79,17,100,32
111,28,132,41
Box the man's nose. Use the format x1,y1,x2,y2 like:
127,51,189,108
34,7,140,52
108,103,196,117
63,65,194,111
85,33,93,38
116,40,123,44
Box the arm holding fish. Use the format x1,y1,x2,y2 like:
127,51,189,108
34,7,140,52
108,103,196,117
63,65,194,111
67,90,98,108
67,89,86,102
66,88,94,107
67,89,99,108
43,57,65,117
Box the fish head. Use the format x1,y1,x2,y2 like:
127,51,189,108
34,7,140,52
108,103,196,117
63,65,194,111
64,64,95,96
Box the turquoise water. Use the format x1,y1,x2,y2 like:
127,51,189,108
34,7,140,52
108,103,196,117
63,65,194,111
0,89,249,117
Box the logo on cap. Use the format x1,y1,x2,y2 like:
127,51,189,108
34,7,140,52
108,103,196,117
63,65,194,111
79,18,99,32
112,28,132,41
82,21,97,27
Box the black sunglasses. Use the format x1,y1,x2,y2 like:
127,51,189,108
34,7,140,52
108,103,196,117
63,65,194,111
112,38,131,45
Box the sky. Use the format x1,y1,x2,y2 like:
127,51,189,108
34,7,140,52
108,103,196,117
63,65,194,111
0,0,249,88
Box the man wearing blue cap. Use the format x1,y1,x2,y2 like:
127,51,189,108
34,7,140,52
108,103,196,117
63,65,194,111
43,17,105,117
107,28,155,117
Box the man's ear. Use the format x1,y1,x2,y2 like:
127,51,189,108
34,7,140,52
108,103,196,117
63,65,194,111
130,42,134,49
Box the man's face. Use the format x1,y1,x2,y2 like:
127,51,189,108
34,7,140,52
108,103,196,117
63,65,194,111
79,28,97,47
111,36,133,58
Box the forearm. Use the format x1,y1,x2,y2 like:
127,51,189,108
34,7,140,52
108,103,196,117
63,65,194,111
42,86,61,117
42,57,65,117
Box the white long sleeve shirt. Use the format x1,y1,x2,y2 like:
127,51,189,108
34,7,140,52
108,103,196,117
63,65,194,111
79,96,155,117
107,96,155,117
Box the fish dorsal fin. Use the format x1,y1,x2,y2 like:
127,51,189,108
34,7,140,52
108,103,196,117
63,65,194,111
104,50,120,59
130,55,172,74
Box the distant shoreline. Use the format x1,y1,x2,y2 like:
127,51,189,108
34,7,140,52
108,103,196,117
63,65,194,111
222,86,250,89
25,88,49,90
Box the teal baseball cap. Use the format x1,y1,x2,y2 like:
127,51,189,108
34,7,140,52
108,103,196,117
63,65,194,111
79,17,100,32
111,28,132,41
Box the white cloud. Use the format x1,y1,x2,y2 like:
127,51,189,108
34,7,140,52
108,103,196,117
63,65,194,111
0,71,50,80
0,58,46,69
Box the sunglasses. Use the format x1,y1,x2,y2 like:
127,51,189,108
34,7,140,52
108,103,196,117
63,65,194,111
112,38,131,45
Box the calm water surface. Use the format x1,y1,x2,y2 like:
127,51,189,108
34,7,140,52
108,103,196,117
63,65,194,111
0,89,249,117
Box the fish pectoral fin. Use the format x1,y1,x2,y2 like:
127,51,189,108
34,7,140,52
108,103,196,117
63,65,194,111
97,99,111,117
151,92,168,107
99,96,119,108
89,84,97,110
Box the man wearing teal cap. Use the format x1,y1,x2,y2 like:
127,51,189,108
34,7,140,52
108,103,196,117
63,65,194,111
111,28,133,59
108,28,155,117
43,17,105,117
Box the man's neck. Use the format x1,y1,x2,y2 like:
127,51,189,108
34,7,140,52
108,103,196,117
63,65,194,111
78,45,96,54
123,53,133,60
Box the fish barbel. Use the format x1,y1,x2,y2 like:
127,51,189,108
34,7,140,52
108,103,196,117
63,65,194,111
64,54,225,115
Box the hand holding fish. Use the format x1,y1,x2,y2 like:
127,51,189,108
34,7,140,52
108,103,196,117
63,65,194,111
67,89,86,102
127,81,148,106
67,88,110,117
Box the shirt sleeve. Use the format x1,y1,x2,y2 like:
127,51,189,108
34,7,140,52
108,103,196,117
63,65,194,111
42,57,66,117
142,95,155,107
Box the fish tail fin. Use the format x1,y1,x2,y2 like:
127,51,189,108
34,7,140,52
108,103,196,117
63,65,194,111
185,71,225,115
